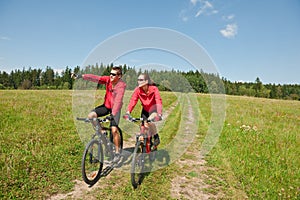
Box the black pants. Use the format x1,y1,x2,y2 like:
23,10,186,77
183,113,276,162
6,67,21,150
93,104,120,127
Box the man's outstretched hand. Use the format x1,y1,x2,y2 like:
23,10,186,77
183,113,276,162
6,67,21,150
71,73,82,79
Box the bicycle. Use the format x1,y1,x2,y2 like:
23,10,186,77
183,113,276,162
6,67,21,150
124,116,161,189
76,116,123,186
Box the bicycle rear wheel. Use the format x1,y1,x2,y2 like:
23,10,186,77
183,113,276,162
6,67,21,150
131,140,144,189
81,139,103,185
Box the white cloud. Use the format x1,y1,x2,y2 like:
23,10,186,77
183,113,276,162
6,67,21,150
0,36,11,40
181,0,218,21
190,0,198,6
204,1,213,8
220,23,238,39
179,9,189,22
211,10,219,15
184,1,238,39
181,16,189,22
194,0,218,17
222,14,235,21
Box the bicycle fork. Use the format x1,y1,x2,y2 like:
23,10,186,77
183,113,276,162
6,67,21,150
140,125,152,154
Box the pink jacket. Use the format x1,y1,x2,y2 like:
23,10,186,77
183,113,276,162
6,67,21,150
83,74,126,116
127,85,162,115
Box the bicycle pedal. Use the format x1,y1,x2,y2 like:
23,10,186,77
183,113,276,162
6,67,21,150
100,166,114,177
151,146,158,152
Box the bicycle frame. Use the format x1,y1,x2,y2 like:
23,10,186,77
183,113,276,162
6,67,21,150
77,117,123,186
126,117,159,188
127,116,158,154
77,117,115,149
137,125,152,154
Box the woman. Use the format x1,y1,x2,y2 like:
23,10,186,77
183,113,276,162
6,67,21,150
125,73,162,149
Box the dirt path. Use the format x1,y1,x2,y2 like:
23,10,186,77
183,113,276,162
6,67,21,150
169,94,224,199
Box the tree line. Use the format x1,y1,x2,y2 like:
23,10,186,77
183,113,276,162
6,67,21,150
0,64,299,100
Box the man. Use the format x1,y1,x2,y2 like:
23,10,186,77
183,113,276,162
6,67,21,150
72,66,126,163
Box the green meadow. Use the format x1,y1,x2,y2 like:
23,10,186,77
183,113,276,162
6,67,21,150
0,90,299,199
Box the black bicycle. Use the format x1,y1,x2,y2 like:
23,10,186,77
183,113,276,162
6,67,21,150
125,116,160,189
77,117,123,186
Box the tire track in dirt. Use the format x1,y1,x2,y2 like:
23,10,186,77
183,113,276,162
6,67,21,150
170,93,224,199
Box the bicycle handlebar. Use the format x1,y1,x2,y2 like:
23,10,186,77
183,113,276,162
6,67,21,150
129,117,146,122
125,117,161,123
76,117,110,123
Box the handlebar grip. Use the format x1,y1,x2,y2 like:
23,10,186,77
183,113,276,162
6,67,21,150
76,117,88,121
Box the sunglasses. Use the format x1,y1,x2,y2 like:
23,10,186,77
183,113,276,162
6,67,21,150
138,79,145,81
110,73,119,76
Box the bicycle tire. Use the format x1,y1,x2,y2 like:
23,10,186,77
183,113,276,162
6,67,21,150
81,139,103,185
131,140,144,189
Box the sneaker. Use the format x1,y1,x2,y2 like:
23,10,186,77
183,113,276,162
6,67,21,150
113,153,121,163
153,134,160,146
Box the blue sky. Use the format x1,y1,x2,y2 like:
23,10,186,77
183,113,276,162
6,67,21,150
0,0,299,84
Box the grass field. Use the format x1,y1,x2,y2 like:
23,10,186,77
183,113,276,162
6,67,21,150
0,90,299,199
202,95,300,199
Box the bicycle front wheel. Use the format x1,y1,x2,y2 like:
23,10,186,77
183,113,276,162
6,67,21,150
81,139,103,186
131,140,144,189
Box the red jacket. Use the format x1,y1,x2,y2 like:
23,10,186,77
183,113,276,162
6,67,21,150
127,85,162,115
83,74,126,116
